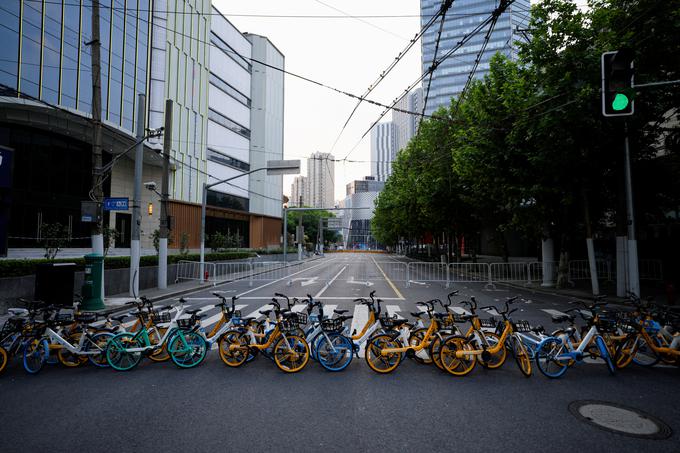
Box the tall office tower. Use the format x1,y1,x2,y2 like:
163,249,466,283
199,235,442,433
370,122,396,182
392,87,423,152
307,152,335,208
420,0,530,115
290,176,309,207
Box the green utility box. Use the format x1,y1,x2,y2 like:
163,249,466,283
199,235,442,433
81,253,105,310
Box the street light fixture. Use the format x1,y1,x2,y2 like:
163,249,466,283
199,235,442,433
199,160,300,281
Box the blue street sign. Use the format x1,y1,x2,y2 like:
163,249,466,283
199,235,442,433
104,197,129,211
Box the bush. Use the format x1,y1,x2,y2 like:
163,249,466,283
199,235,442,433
0,251,256,278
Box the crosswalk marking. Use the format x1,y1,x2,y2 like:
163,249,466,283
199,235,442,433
385,305,404,319
542,308,570,317
350,304,370,358
450,306,471,315
200,304,247,330
245,304,274,320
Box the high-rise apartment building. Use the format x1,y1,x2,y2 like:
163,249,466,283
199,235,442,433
307,152,335,208
392,87,423,152
420,0,530,115
0,1,285,252
370,122,396,182
290,176,309,207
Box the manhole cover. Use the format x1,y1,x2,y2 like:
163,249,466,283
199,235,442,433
568,400,672,440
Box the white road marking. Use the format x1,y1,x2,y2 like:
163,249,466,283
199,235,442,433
450,306,472,315
245,304,274,320
347,280,374,287
350,304,369,358
385,305,405,319
200,304,247,330
409,281,428,286
314,265,348,299
235,259,334,298
542,309,570,317
234,296,405,300
301,277,320,287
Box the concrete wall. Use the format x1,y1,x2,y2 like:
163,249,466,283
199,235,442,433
0,264,179,314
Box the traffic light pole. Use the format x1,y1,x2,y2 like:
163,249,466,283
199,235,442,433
623,120,640,297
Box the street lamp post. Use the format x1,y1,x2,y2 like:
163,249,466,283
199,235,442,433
199,160,300,282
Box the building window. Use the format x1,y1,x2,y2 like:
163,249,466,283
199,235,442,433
210,32,251,72
207,189,249,212
209,72,250,107
207,148,250,171
208,108,250,139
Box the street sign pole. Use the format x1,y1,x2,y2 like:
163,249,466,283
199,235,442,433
130,94,145,297
623,120,639,297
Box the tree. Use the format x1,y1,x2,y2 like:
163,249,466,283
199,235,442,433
286,209,340,246
39,222,69,259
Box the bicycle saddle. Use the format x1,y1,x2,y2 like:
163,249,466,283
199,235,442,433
259,310,272,316
185,308,201,315
333,309,349,315
410,311,425,318
111,314,128,323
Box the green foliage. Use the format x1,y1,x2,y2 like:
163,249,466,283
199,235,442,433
39,222,70,260
208,231,243,251
373,0,680,259
179,232,190,256
286,209,340,245
102,225,120,257
152,229,174,253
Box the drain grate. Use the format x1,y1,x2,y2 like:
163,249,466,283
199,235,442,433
568,400,672,440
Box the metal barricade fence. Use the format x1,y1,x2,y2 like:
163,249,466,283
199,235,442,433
526,261,559,286
251,261,291,283
213,261,252,284
175,261,215,284
489,262,529,283
448,263,490,284
639,259,663,281
408,262,450,287
568,260,615,282
372,261,409,285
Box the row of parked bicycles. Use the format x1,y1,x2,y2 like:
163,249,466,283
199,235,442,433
1,289,678,376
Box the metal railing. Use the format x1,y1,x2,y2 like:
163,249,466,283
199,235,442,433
176,260,216,285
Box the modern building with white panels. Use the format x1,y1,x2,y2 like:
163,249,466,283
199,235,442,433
392,87,422,152
420,0,530,115
341,177,385,250
0,1,285,252
246,34,285,221
370,122,396,182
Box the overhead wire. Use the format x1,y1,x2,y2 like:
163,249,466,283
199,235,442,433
421,1,453,125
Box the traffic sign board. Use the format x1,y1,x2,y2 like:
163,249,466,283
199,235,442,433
104,197,129,211
325,218,342,229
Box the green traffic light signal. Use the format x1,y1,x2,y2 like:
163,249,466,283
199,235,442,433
612,93,630,111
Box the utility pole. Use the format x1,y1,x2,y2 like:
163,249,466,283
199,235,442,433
158,99,172,289
297,195,303,261
623,121,639,297
90,0,105,298
130,94,145,297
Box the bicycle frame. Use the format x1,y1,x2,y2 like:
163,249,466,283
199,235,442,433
380,318,440,356
44,328,104,356
455,321,515,359
122,304,186,353
554,324,606,361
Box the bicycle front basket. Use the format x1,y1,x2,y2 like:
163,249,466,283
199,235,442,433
293,312,308,326
479,317,497,328
151,310,172,324
176,316,198,330
1,317,26,338
452,314,469,323
379,315,400,329
321,318,344,332
512,320,531,333
278,320,298,333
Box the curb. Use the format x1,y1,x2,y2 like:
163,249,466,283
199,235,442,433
496,281,631,304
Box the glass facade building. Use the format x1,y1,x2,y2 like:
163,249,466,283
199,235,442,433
420,0,530,115
0,0,151,134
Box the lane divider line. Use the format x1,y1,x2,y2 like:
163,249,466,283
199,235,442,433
371,256,404,300
314,265,348,299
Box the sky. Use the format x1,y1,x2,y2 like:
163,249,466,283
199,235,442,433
213,0,423,203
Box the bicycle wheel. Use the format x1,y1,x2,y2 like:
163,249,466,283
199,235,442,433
147,326,170,362
316,333,353,372
439,335,476,376
429,335,445,370
23,338,48,374
0,346,7,374
408,328,432,365
614,335,637,369
535,337,569,378
84,332,114,367
595,336,616,375
364,334,402,374
474,331,507,369
631,335,660,367
510,335,532,377
57,333,88,367
217,330,250,367
106,333,143,371
169,330,207,369
273,334,309,373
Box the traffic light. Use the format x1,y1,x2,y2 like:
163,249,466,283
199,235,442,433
601,49,634,117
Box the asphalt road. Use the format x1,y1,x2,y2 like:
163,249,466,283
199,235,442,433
1,253,678,452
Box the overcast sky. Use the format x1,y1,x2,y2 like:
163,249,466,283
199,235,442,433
213,0,422,202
